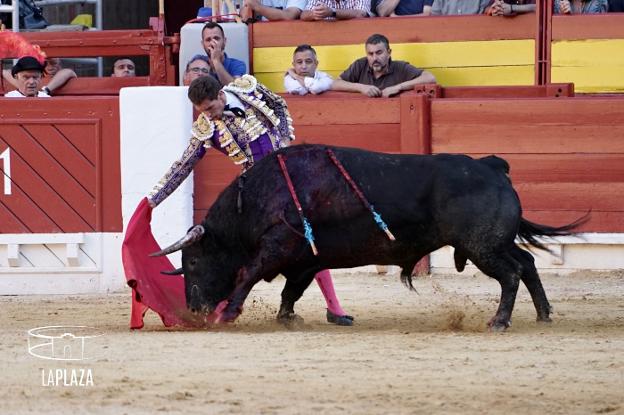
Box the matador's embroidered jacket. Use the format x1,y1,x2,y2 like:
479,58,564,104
148,75,295,207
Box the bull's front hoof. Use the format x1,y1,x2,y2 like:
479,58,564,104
277,312,305,329
487,317,510,332
326,310,354,326
214,307,241,324
536,316,553,323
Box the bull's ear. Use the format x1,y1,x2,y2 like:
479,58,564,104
160,267,184,276
149,225,205,256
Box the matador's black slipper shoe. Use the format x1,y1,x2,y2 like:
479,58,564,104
326,310,355,326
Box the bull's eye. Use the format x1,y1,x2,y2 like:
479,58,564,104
188,258,198,267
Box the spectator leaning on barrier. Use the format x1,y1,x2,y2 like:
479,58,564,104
284,44,333,95
331,34,436,98
111,58,136,77
553,0,608,13
486,0,535,16
430,0,490,14
242,0,307,20
3,56,50,98
3,56,76,96
301,0,370,20
373,0,432,16
183,55,211,86
200,22,246,85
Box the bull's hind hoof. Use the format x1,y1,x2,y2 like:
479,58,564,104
326,310,354,326
487,317,510,332
277,312,305,329
536,316,553,323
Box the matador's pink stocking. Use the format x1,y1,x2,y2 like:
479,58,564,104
314,269,347,317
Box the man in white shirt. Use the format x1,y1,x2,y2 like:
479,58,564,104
4,56,50,98
284,44,333,95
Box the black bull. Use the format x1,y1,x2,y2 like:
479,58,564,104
154,144,585,331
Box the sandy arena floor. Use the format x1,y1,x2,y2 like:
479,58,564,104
1,270,623,415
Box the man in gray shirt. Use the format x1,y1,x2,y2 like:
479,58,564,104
431,0,490,14
331,34,436,97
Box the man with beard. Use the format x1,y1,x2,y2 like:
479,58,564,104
331,34,435,97
284,44,333,95
199,22,246,85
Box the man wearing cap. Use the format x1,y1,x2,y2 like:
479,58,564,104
4,56,50,98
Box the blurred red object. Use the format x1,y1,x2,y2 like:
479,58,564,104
0,31,47,63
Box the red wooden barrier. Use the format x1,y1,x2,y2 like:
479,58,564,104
430,96,624,232
415,83,575,99
0,97,121,233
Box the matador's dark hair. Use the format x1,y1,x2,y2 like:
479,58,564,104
188,75,222,105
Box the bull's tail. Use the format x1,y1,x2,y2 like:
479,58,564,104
517,213,590,251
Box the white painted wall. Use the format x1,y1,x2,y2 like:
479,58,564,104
0,233,123,295
119,86,195,264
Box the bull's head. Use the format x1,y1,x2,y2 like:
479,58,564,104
151,225,235,315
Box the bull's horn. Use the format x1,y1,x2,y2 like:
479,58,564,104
160,267,184,275
149,225,205,257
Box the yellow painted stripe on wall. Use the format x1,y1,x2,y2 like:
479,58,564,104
551,39,624,93
258,66,534,93
253,40,535,73
552,67,624,93
552,39,624,66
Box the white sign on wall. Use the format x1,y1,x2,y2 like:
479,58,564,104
0,147,11,195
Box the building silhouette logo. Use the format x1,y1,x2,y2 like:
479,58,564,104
27,326,104,361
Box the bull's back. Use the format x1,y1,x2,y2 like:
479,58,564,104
207,145,520,248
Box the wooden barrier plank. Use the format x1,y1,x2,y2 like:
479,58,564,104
432,125,624,154
53,77,150,96
551,66,624,94
4,125,95,224
286,96,400,125
431,98,624,153
0,202,30,233
551,39,624,93
18,30,161,58
523,210,624,233
251,14,536,47
0,187,61,233
551,15,624,41
254,40,534,72
425,83,574,98
294,124,401,152
22,124,96,196
465,153,624,183
400,94,430,154
432,98,624,125
552,40,624,67
516,182,623,211
0,136,82,232
0,77,150,97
